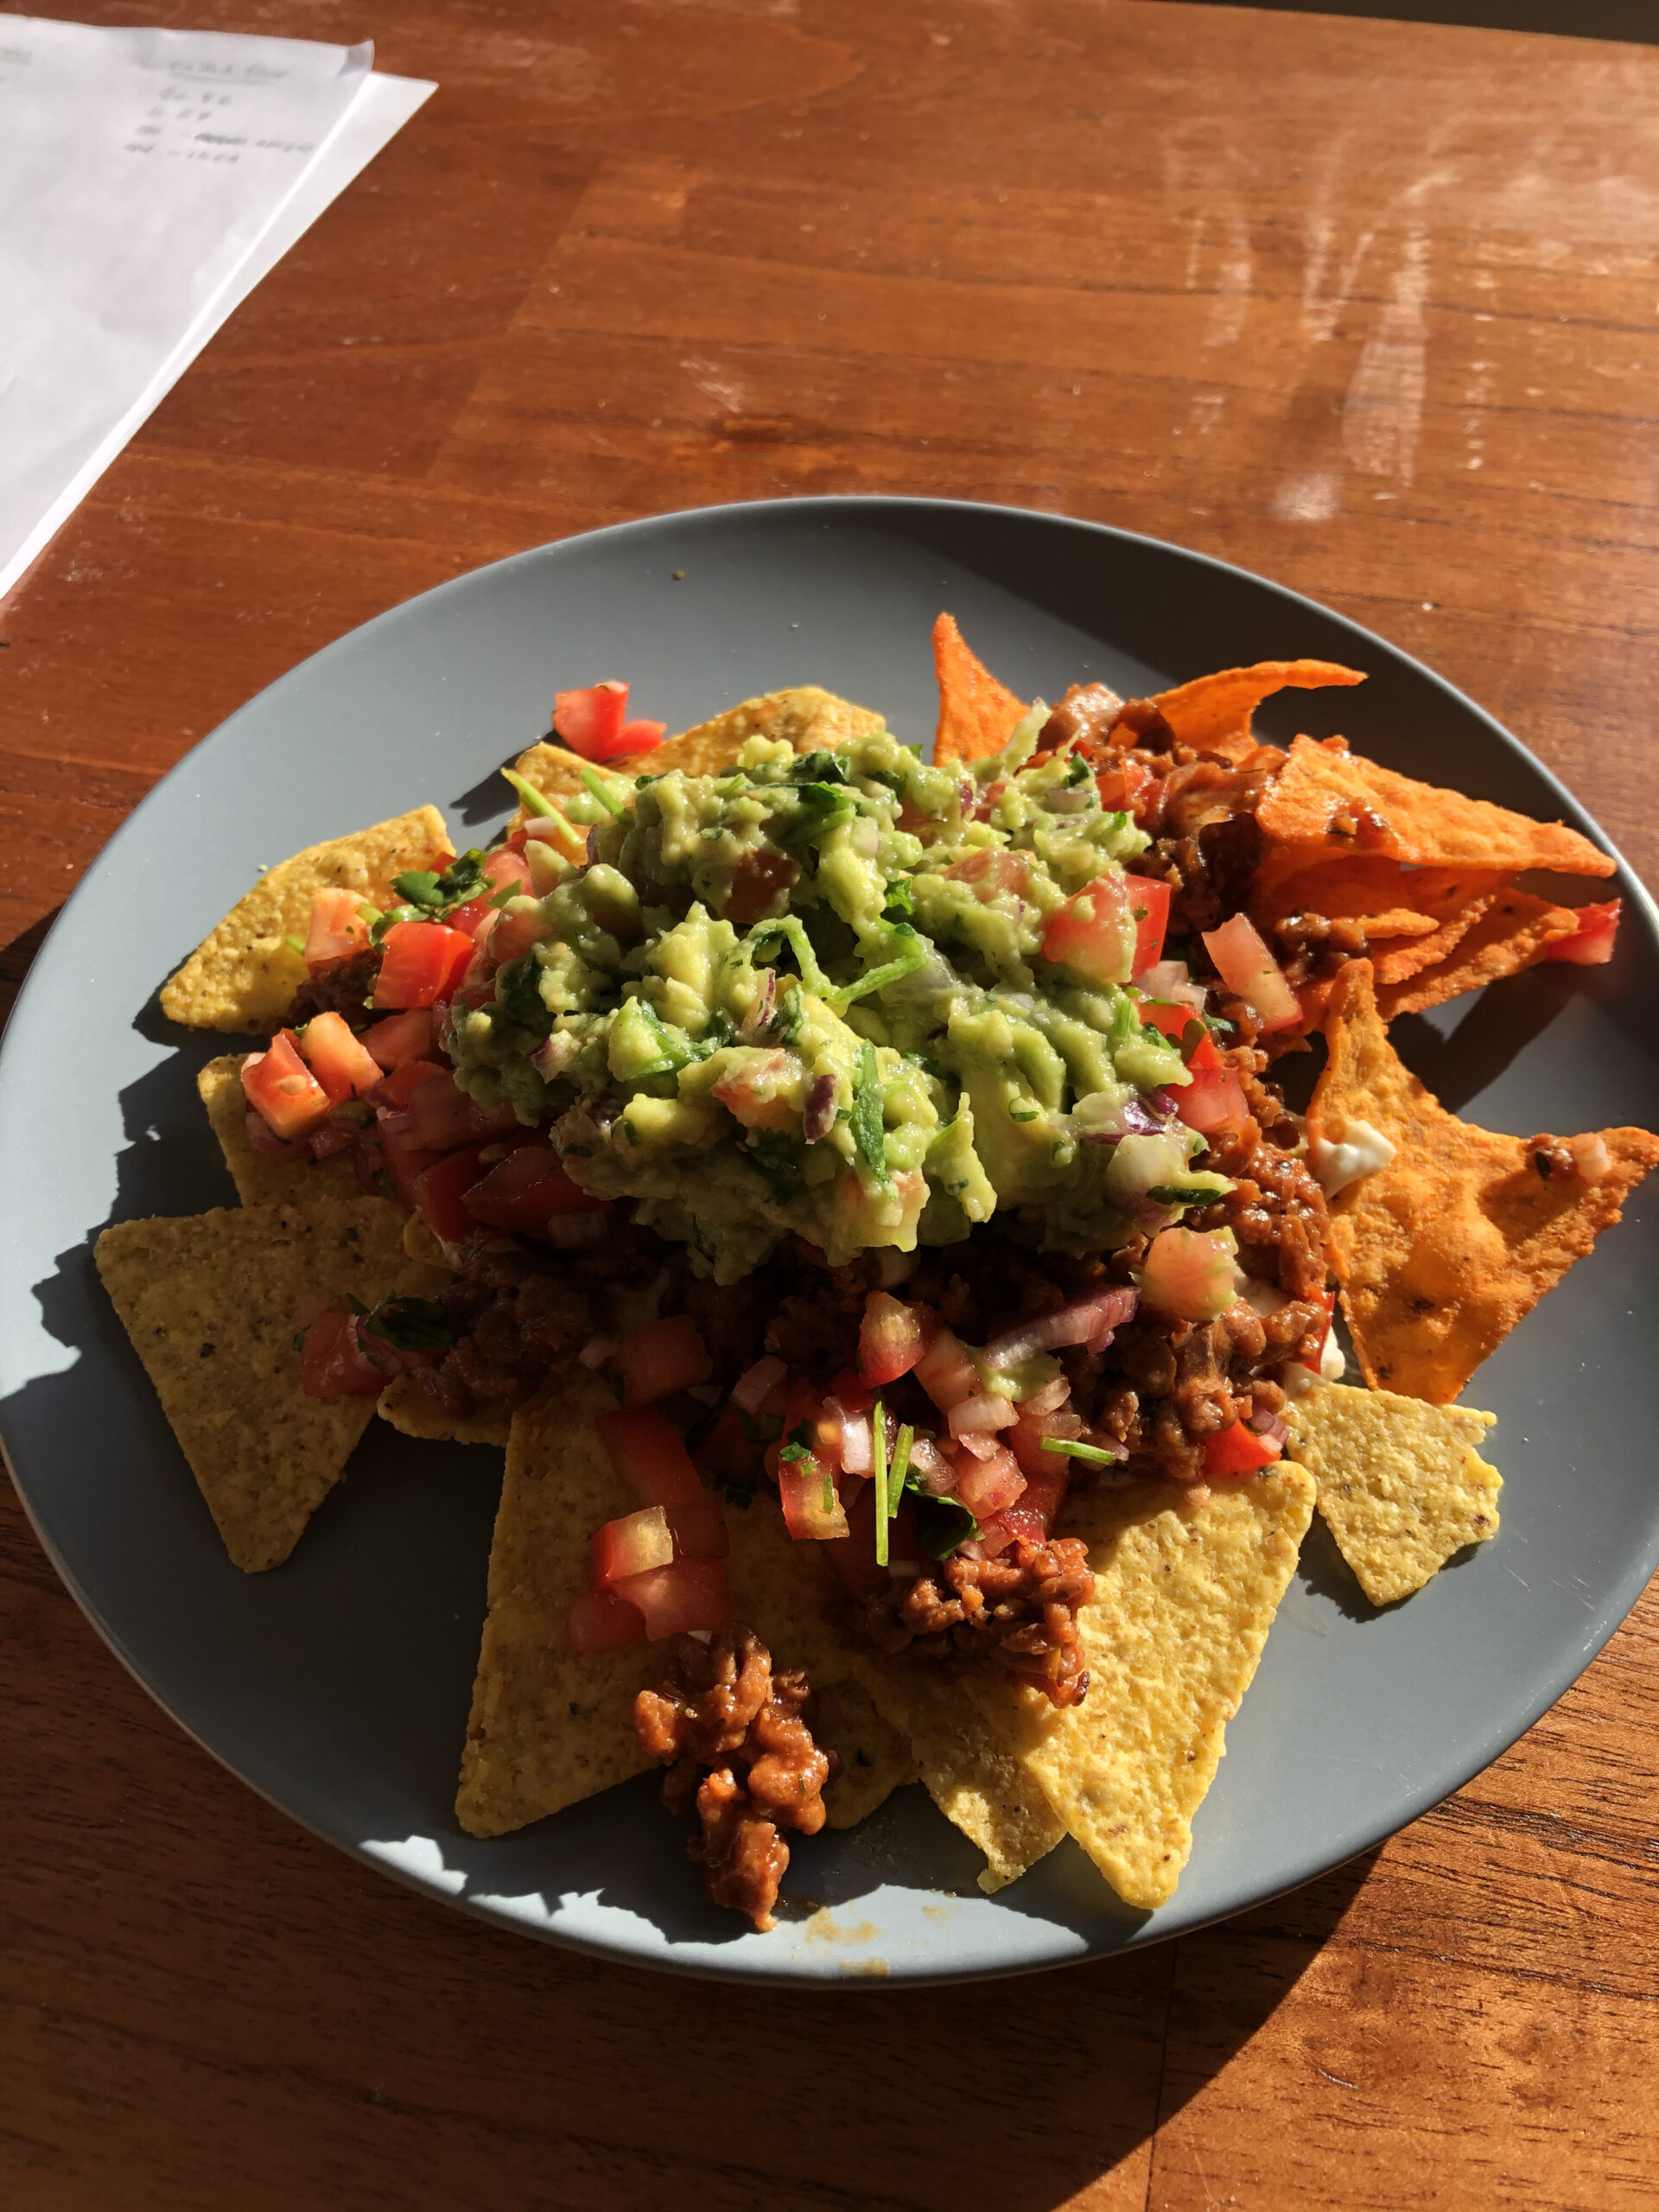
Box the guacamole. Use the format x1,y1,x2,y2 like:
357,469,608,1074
444,715,1224,1281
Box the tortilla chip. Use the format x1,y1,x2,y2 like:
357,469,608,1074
720,1483,1058,1878
1285,1382,1500,1605
1313,961,1659,1401
94,1198,406,1572
1008,1466,1315,1910
377,1371,512,1448
1153,659,1364,758
1251,856,1507,935
1369,895,1492,986
455,1374,658,1838
1257,736,1613,879
160,807,453,1034
510,688,887,821
197,1054,360,1207
932,613,1027,766
812,1676,915,1831
1377,889,1580,1018
401,1212,449,1266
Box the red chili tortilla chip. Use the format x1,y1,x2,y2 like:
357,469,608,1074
932,613,1028,766
1153,659,1365,760
1377,890,1580,1018
1369,896,1493,986
1258,736,1614,879
1311,961,1659,1402
1250,857,1508,936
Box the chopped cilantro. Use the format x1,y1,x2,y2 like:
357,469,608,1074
873,1398,889,1568
1009,1103,1040,1123
913,1494,979,1560
880,878,915,923
360,1295,452,1352
1146,1183,1217,1205
1039,1436,1122,1464
500,768,556,817
580,766,626,817
851,1039,887,1180
283,934,306,957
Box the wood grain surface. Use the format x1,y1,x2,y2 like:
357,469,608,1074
4,3,1657,2206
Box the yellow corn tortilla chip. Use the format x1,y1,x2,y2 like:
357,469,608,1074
94,1198,406,1572
1153,659,1364,758
1377,889,1580,1018
160,807,453,1034
859,1652,1067,1891
932,613,1028,766
1285,1382,1500,1605
400,1211,449,1266
456,1375,659,1838
1313,961,1659,1401
813,1676,914,1832
378,1370,514,1448
1257,736,1613,879
510,687,887,822
1007,1465,1314,1910
198,1053,360,1207
458,1393,914,1839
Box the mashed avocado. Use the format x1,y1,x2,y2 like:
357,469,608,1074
444,715,1224,1281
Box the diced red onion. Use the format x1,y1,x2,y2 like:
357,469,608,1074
579,1332,620,1370
532,1033,579,1082
803,1073,836,1144
1020,1374,1071,1417
982,1287,1138,1370
955,1430,1000,1461
888,1560,924,1580
1135,959,1207,1013
1042,1410,1084,1440
1249,1408,1290,1444
244,1110,296,1159
907,1435,955,1495
740,969,776,1042
545,1212,610,1252
732,1354,787,1414
836,1409,873,1474
949,1393,1020,1438
954,1539,988,1563
975,1519,1017,1559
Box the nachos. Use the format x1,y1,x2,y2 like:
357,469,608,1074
99,641,1652,1932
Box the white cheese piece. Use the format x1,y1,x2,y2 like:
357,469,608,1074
1308,1116,1397,1199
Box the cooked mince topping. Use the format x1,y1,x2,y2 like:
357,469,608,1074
633,1625,835,1930
859,1536,1095,1707
288,947,378,1028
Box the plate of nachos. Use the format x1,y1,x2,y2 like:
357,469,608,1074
3,498,1655,1983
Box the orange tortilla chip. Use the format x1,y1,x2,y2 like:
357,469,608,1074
1312,961,1659,1401
1378,891,1580,1018
1369,896,1492,987
1259,737,1613,879
1251,857,1507,936
1153,659,1364,759
932,613,1027,766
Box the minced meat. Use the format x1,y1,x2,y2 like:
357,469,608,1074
860,1537,1095,1706
633,1625,835,1930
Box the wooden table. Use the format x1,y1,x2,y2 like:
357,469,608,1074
5,3,1657,2205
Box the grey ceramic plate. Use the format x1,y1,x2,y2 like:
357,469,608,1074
3,498,1656,1987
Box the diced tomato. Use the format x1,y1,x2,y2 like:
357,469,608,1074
827,1366,874,1416
944,848,1029,901
618,718,666,752
490,906,552,965
779,1452,849,1540
296,1010,382,1104
711,1049,799,1132
307,1113,359,1160
462,1145,608,1233
303,885,370,969
1123,875,1172,975
618,1313,713,1405
377,1057,448,1107
1541,897,1620,967
373,921,476,1009
483,848,533,899
566,1588,646,1653
380,1137,438,1211
299,1311,386,1398
591,1504,675,1586
1136,1000,1192,1046
1041,874,1135,986
1140,1227,1238,1322
1204,1421,1284,1478
951,1446,1027,1521
612,1556,730,1638
692,1402,764,1490
398,1069,477,1150
1201,913,1300,1031
243,1031,333,1140
359,1007,433,1070
411,1143,489,1243
914,1325,980,1413
666,1495,729,1560
859,1292,936,1388
1096,753,1155,816
999,1457,1071,1542
1171,1055,1253,1141
595,1406,704,1508
553,681,631,761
